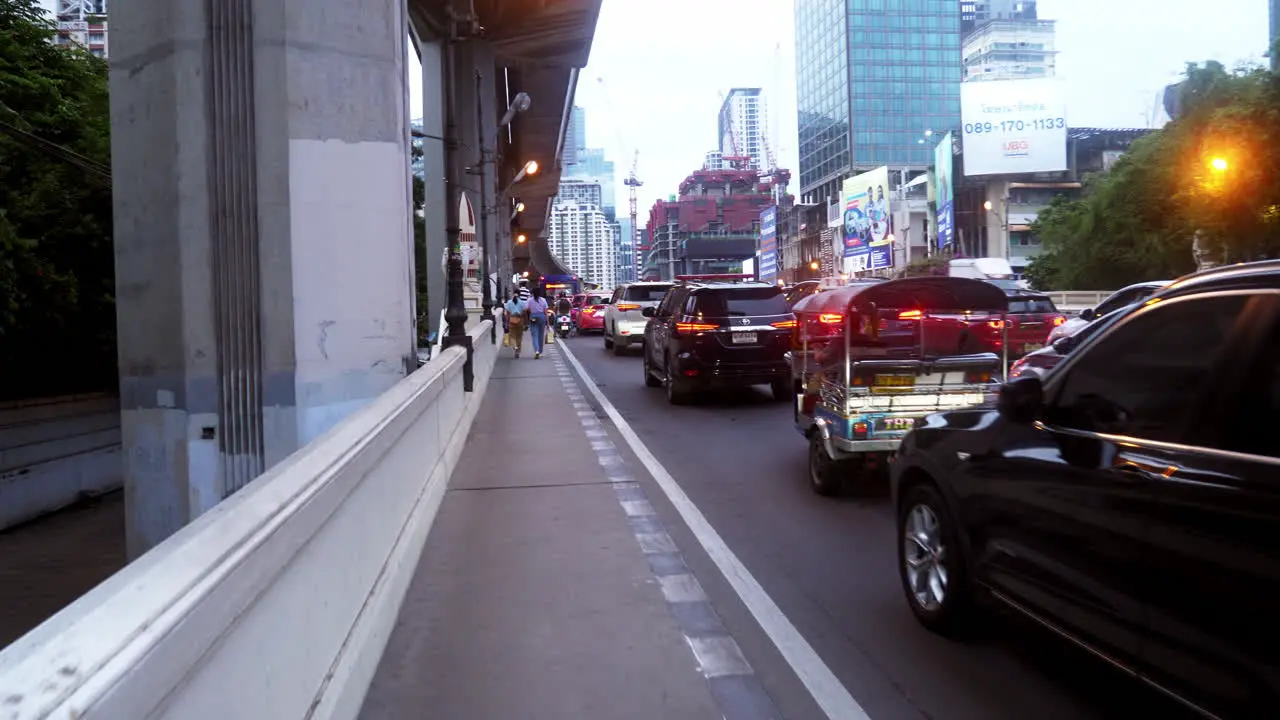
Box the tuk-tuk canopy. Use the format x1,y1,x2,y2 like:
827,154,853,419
794,276,1009,317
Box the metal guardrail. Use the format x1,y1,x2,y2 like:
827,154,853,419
0,321,500,720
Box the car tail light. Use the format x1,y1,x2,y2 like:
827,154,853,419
898,309,923,321
853,421,868,439
616,303,641,311
675,321,718,334
964,370,994,384
1051,315,1066,326
771,319,798,329
987,319,1006,330
818,313,843,325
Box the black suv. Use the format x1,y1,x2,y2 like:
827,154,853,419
891,259,1280,718
641,278,795,404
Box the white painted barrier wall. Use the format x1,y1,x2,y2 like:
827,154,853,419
0,394,123,531
0,321,499,720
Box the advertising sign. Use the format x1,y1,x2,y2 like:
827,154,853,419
840,167,893,273
758,207,778,283
57,21,89,32
960,78,1067,176
934,132,955,249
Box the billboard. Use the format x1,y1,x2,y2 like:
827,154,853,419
934,132,954,250
840,167,893,272
758,206,778,283
960,78,1067,176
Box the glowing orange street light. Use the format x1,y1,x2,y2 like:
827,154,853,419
809,260,820,271
1210,157,1229,172
516,233,527,244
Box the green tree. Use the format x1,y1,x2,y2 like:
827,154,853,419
1025,61,1280,290
0,0,115,399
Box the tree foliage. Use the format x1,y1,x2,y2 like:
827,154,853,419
0,0,115,399
1026,61,1280,290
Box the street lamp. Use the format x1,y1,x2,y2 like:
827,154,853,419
474,77,535,343
516,233,527,244
1211,157,1229,172
983,200,994,211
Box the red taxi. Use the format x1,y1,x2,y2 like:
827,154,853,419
574,294,609,333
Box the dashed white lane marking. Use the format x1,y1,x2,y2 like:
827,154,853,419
659,574,710,604
557,342,870,720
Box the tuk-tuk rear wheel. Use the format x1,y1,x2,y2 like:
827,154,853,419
808,433,846,497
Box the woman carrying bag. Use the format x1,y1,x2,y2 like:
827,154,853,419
504,293,527,358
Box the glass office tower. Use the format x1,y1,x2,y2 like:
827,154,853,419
796,0,964,202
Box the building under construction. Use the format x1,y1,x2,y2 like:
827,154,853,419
641,164,791,281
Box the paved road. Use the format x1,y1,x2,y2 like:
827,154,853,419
561,334,1198,720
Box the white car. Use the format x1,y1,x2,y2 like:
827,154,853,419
1046,280,1170,344
603,281,673,355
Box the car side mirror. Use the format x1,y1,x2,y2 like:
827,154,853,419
1079,307,1096,322
641,306,656,318
997,376,1044,423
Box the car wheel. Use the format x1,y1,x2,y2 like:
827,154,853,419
807,432,844,497
643,353,661,387
770,378,790,402
665,359,690,405
604,328,614,350
897,483,977,637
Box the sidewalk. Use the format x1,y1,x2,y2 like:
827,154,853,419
359,341,758,720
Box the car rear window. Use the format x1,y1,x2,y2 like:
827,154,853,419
1009,297,1058,314
692,288,788,317
624,285,672,302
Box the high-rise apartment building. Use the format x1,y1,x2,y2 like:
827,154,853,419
556,178,604,209
795,0,962,204
962,17,1057,82
717,88,769,171
549,201,617,290
51,0,109,58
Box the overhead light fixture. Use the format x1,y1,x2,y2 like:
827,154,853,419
515,202,526,213
516,234,527,244
499,92,532,128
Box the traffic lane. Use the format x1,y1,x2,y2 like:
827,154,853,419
564,336,1197,720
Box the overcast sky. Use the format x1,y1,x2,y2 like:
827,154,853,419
45,0,1266,217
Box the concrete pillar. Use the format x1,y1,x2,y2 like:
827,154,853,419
451,42,499,304
417,37,448,338
109,0,416,557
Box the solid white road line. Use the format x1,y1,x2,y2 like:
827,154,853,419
558,343,870,720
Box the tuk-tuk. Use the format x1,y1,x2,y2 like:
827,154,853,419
788,276,1009,496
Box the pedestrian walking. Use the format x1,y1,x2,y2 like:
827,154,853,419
504,292,527,358
525,286,549,359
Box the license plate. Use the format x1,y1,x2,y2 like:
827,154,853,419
732,332,757,344
874,375,915,388
1023,343,1043,353
877,417,916,433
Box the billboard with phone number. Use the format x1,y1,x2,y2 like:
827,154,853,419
960,78,1067,176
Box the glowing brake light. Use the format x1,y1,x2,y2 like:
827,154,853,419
676,321,718,334
964,370,994,384
616,303,641,311
898,309,923,321
988,319,1005,330
582,307,596,315
1051,315,1066,326
771,319,798,329
817,313,843,325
